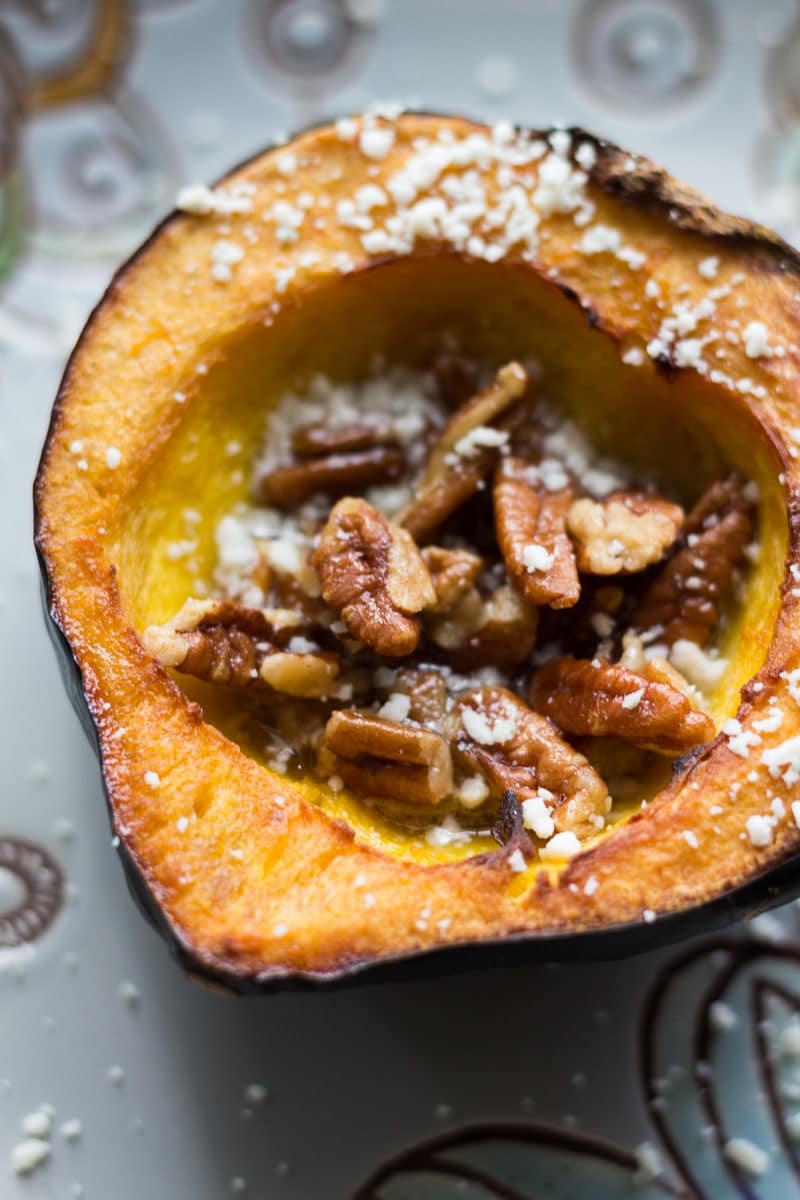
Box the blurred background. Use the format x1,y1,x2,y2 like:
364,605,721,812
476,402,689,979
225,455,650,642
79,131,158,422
3,3,800,1199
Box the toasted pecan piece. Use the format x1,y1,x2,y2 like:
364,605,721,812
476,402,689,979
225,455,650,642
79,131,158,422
399,362,530,543
142,598,341,698
566,491,684,575
319,708,453,805
312,497,435,656
629,475,754,646
494,456,579,609
449,686,609,838
291,418,398,457
258,446,407,509
426,583,538,670
421,545,483,613
529,655,715,755
390,667,449,727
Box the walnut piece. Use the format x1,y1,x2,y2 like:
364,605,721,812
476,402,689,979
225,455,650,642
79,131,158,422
494,456,580,609
390,667,449,727
319,708,453,805
529,655,715,755
399,362,530,543
258,446,407,510
449,686,609,838
142,598,341,698
629,475,753,646
426,583,538,670
312,497,435,656
421,545,483,613
566,491,684,575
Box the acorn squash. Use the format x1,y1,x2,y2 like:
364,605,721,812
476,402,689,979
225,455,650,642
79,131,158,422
34,113,800,991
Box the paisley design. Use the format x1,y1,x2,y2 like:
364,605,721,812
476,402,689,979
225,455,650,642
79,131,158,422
0,837,64,949
356,938,800,1198
245,0,370,85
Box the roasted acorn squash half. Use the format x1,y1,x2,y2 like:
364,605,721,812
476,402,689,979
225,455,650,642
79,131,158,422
34,113,800,991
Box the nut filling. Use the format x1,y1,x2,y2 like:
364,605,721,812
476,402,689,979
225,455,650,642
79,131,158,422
144,361,757,863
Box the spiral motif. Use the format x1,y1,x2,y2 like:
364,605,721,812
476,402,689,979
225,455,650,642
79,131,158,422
246,0,369,86
572,0,720,114
0,838,64,949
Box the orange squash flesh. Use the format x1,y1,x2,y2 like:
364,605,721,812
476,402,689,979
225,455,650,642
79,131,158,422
34,114,800,988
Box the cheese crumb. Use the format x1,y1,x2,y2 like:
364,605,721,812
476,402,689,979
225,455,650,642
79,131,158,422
621,688,644,710
21,1108,54,1138
457,775,490,809
522,543,554,574
743,321,771,359
746,815,773,847
359,125,395,160
105,447,121,469
724,1137,769,1178
60,1118,83,1142
521,792,556,840
540,831,582,861
10,1138,50,1176
377,693,412,722
698,256,719,279
507,848,527,873
461,706,516,745
144,771,160,788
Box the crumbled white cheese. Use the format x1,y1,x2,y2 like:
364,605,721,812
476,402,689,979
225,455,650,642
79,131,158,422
425,815,473,847
521,792,556,840
622,346,644,366
539,831,582,861
743,320,772,359
118,980,141,1007
710,1000,738,1031
633,1142,662,1183
60,1118,83,1142
724,1137,769,1178
10,1138,50,1176
144,771,160,789
622,688,644,710
670,639,727,692
522,542,554,574
698,255,720,279
507,848,527,873
723,718,761,758
453,424,509,457
211,239,244,282
746,815,774,847
682,830,699,849
176,183,253,216
575,141,597,171
642,908,657,924
21,1107,54,1138
456,775,490,809
359,124,395,160
105,446,121,469
377,693,412,722
754,709,783,734
763,734,800,786
461,705,516,746
781,668,800,706
584,875,598,896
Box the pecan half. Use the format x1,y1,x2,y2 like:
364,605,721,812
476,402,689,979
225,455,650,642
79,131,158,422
421,545,483,613
258,446,407,510
629,475,754,646
529,655,715,755
311,497,435,656
318,708,453,805
142,598,341,698
566,491,684,575
449,687,609,838
494,456,579,609
426,583,538,670
291,418,398,457
399,362,530,543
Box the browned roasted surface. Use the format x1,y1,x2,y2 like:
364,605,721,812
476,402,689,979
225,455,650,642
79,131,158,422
421,545,483,613
494,457,579,609
312,497,435,656
629,475,753,646
530,655,715,754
